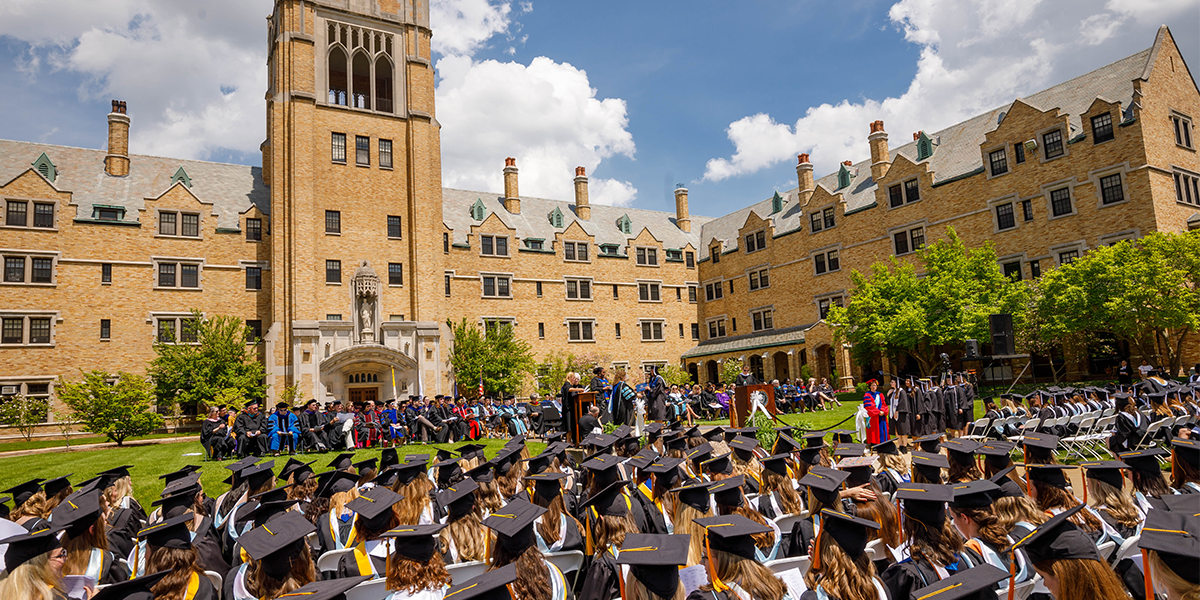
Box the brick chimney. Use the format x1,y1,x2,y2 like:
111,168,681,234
574,166,591,220
674,184,691,232
105,100,130,177
503,157,520,214
869,120,890,181
796,153,815,206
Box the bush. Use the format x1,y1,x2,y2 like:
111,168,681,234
0,395,49,442
58,371,164,446
799,364,814,382
855,382,869,394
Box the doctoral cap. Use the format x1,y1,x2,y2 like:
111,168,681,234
819,508,881,560
379,523,447,562
444,563,518,600
694,514,770,560
616,533,690,600
910,564,1009,600
894,483,953,526
1138,509,1200,584
1012,505,1101,563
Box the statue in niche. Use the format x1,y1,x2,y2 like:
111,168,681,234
352,260,380,343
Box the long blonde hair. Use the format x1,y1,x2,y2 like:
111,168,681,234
760,469,804,515
11,491,49,521
0,552,61,600
994,496,1046,532
61,515,110,577
1032,558,1127,600
1086,478,1140,531
672,502,712,567
393,474,434,525
803,529,879,600
1148,549,1200,600
103,477,135,510
706,548,787,600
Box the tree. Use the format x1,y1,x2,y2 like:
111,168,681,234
1022,231,1200,376
0,395,49,442
828,227,1028,375
721,358,743,385
58,371,163,445
657,364,694,387
447,319,537,398
535,351,616,396
148,310,267,413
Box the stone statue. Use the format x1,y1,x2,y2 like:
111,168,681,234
352,260,380,343
360,300,373,330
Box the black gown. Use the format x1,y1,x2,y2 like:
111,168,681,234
335,545,387,579
106,508,139,559
881,557,952,600
234,411,267,455
578,549,620,600
193,516,232,576
299,409,331,450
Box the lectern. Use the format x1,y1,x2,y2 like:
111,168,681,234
731,384,776,427
573,391,597,445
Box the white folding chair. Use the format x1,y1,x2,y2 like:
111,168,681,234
1111,534,1140,565
774,513,807,535
446,560,490,585
545,550,586,587
1096,540,1116,561
345,578,391,600
204,571,223,599
1061,416,1095,454
764,555,811,574
316,548,355,575
960,417,991,440
1137,418,1169,449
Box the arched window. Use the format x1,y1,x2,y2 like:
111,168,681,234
328,47,348,106
375,57,393,113
352,52,372,109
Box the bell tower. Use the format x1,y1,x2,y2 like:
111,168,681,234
264,0,444,400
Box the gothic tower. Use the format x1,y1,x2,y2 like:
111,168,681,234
263,0,445,403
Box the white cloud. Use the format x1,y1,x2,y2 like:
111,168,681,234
430,0,513,57
702,0,1196,183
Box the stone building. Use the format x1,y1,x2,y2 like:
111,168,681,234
0,0,1196,436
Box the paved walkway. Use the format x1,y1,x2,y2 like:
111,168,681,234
0,435,199,459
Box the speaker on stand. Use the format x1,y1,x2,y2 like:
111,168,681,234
990,314,1015,356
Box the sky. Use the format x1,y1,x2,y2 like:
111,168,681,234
0,0,1197,218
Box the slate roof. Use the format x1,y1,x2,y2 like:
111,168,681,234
442,188,713,252
696,45,1155,259
0,139,268,229
680,324,816,359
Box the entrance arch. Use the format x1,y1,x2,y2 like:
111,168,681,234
319,344,420,402
773,351,790,382
706,360,719,384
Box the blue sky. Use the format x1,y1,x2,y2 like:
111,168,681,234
1,0,1197,218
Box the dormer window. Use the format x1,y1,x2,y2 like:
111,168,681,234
771,191,784,214
617,214,632,235
470,198,486,221
31,153,56,184
711,246,721,264
837,164,853,189
916,131,934,160
171,167,193,188
549,207,564,228
599,243,621,256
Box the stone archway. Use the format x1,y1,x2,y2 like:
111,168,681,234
773,351,790,382
319,344,420,402
706,360,719,384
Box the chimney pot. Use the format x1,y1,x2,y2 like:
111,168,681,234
842,160,852,167
869,120,891,180
505,157,516,167
798,153,810,165
913,132,920,141
674,186,691,232
575,166,586,177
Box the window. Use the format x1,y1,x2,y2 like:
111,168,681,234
525,240,544,250
1030,260,1041,278
1,315,54,346
676,287,682,301
814,249,839,275
685,251,695,268
332,132,347,163
481,235,509,256
989,149,1008,176
483,319,515,336
679,323,685,338
326,259,341,283
1058,250,1079,265
638,282,661,302
95,207,122,221
443,233,450,253
27,318,49,344
996,202,1016,230
356,136,370,166
752,308,774,332
688,285,697,302
707,319,727,339
705,282,724,301
157,319,176,343
180,264,198,288
613,285,619,299
33,203,53,228
181,213,199,237
379,139,393,168
538,323,545,339
910,228,925,250
483,275,512,298
1,317,22,344
244,320,262,342
564,241,589,262
1043,129,1064,159
640,321,664,341
748,268,769,290
5,200,26,227
1002,261,1022,281
711,247,721,263
691,323,700,340
744,230,766,253
1014,142,1025,164
636,247,658,266
326,314,343,321
101,263,112,283
1099,174,1124,205
1050,187,1073,217
893,231,909,255
536,282,543,297
615,323,622,338
387,215,402,238
666,249,683,262
325,210,341,234
889,185,903,208
388,263,403,285
180,318,198,343
100,319,111,340
729,280,735,294
1091,113,1114,143
245,266,262,290
1171,113,1194,149
568,320,594,342
812,207,835,231
600,244,621,256
0,256,49,284
1174,170,1200,205
4,256,23,283
904,180,920,204
1022,199,1034,221
445,273,451,297
818,297,843,319
159,212,176,235
246,218,262,241
566,278,592,300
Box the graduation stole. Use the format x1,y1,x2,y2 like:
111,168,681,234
184,572,201,600
701,523,734,592
353,542,378,577
585,494,634,555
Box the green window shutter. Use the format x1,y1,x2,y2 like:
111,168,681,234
771,191,783,214
471,198,486,221
617,214,632,235
31,153,57,183
171,167,193,188
549,206,564,228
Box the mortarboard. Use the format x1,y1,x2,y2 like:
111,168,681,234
829,429,855,444
353,458,378,474
505,434,527,448
913,433,944,453
327,453,356,471
0,525,63,571
612,425,633,439
137,511,195,549
977,441,1015,469
1161,494,1200,516
911,451,949,481
910,564,1009,600
270,576,372,600
381,448,400,470
1118,448,1169,476
380,523,447,562
709,475,746,508
702,452,734,476
438,478,480,519
1078,460,1128,490
894,483,953,526
760,453,790,477
940,439,982,467
1021,432,1059,458
457,444,487,462
521,453,551,476
802,431,827,448
524,472,567,500
1026,464,1076,490
316,470,360,499
580,480,632,517
773,433,804,454
346,486,404,524
2,479,44,506
832,443,866,458
799,466,849,506
581,453,622,474
625,448,657,471
702,427,725,442
89,570,172,600
225,456,258,473
1173,437,1200,468
728,436,759,460
482,498,547,555
246,500,298,526
797,445,825,466
444,563,518,600
42,475,72,499
1013,505,1102,563
672,480,714,513
159,466,202,486
664,433,689,452
51,489,102,538
694,514,770,560
872,440,900,456
836,456,878,487
238,511,317,577
987,467,1024,500
392,459,430,486
616,533,690,599
465,462,496,484
1138,509,1200,584
819,508,881,560
949,480,999,509
240,461,277,491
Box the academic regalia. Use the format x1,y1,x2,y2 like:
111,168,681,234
335,541,388,579
267,407,301,452
192,516,232,576
482,500,569,600
227,512,318,600
201,418,234,459
1110,409,1149,454
299,408,330,451
880,484,961,600
234,407,267,456
863,391,888,444
53,490,132,585
891,386,912,437
648,372,669,421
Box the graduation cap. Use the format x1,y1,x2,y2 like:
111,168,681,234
380,523,447,562
949,480,999,509
524,472,567,501
244,399,261,409
683,426,702,440
911,451,949,481
482,498,547,555
773,425,799,436
1118,448,1170,476
872,440,900,456
671,480,714,513
465,462,496,484
836,456,878,487
977,441,1015,469
240,461,277,491
225,456,259,473
894,483,953,526
832,443,866,458
42,475,72,499
1173,437,1200,468
586,434,618,452
728,436,759,460
580,480,632,517
250,485,289,505
829,429,855,444
0,525,63,571
1013,505,1101,563
1138,509,1200,585
159,466,201,486
581,453,622,475
435,448,458,464
270,576,372,600
625,448,658,471
799,466,850,506
819,509,881,560
521,453,551,476
98,465,134,481
797,445,825,466
380,448,401,470
493,448,521,476
686,442,714,465
694,514,771,560
911,564,1009,600
346,486,404,525
616,533,690,599
703,427,725,442
802,431,827,448
505,434,527,449
51,489,102,538
1027,464,1076,490
760,453,791,477
1021,432,1059,458
645,456,684,476
444,563,518,600
151,480,202,513
327,453,356,471
281,460,316,485
239,511,317,565
612,425,633,439
246,500,298,526
1078,460,1128,490
434,458,464,487
316,470,360,498
89,570,172,600
457,444,487,462
1161,494,1200,516
353,458,378,475
913,433,944,453
2,479,44,506
988,467,1024,500
137,511,195,549
702,452,735,476
664,433,690,452
392,459,430,486
544,431,569,444
709,475,746,508
939,439,981,467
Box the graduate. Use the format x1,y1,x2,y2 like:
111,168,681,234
225,511,318,600
670,480,715,567
1026,465,1115,545
870,440,908,496
711,476,780,561
755,454,805,521
436,479,487,564
525,472,584,554
688,515,791,600
483,499,570,600
909,565,1009,600
314,470,366,556
335,487,406,579
52,489,131,585
380,524,453,600
1080,461,1141,539
801,510,888,600
948,480,1029,581
880,484,964,600
4,478,48,531
391,459,437,525
940,439,983,483
1118,448,1174,514
888,379,913,451
578,481,642,600
862,380,888,445
1109,394,1149,454
1171,437,1200,493
1137,509,1200,600
0,525,70,600
615,533,690,600
1011,505,1127,600
135,511,219,600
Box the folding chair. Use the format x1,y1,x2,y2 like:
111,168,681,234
316,548,355,575
446,560,490,585
960,417,992,440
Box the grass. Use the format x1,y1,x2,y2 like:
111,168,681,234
0,437,543,510
0,432,197,453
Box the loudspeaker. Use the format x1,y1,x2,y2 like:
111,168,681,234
990,314,1015,356
965,339,980,359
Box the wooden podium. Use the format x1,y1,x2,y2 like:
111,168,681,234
731,384,776,427
573,391,597,445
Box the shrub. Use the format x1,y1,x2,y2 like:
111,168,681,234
58,371,163,446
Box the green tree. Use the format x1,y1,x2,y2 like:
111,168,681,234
721,358,743,385
657,364,694,387
535,350,614,395
828,227,1027,375
148,310,267,413
0,395,49,442
447,319,537,398
58,371,163,445
1023,231,1200,376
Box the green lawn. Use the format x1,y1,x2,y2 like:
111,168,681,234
0,432,198,453
0,437,542,510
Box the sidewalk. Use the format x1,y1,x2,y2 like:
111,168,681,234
0,436,199,459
